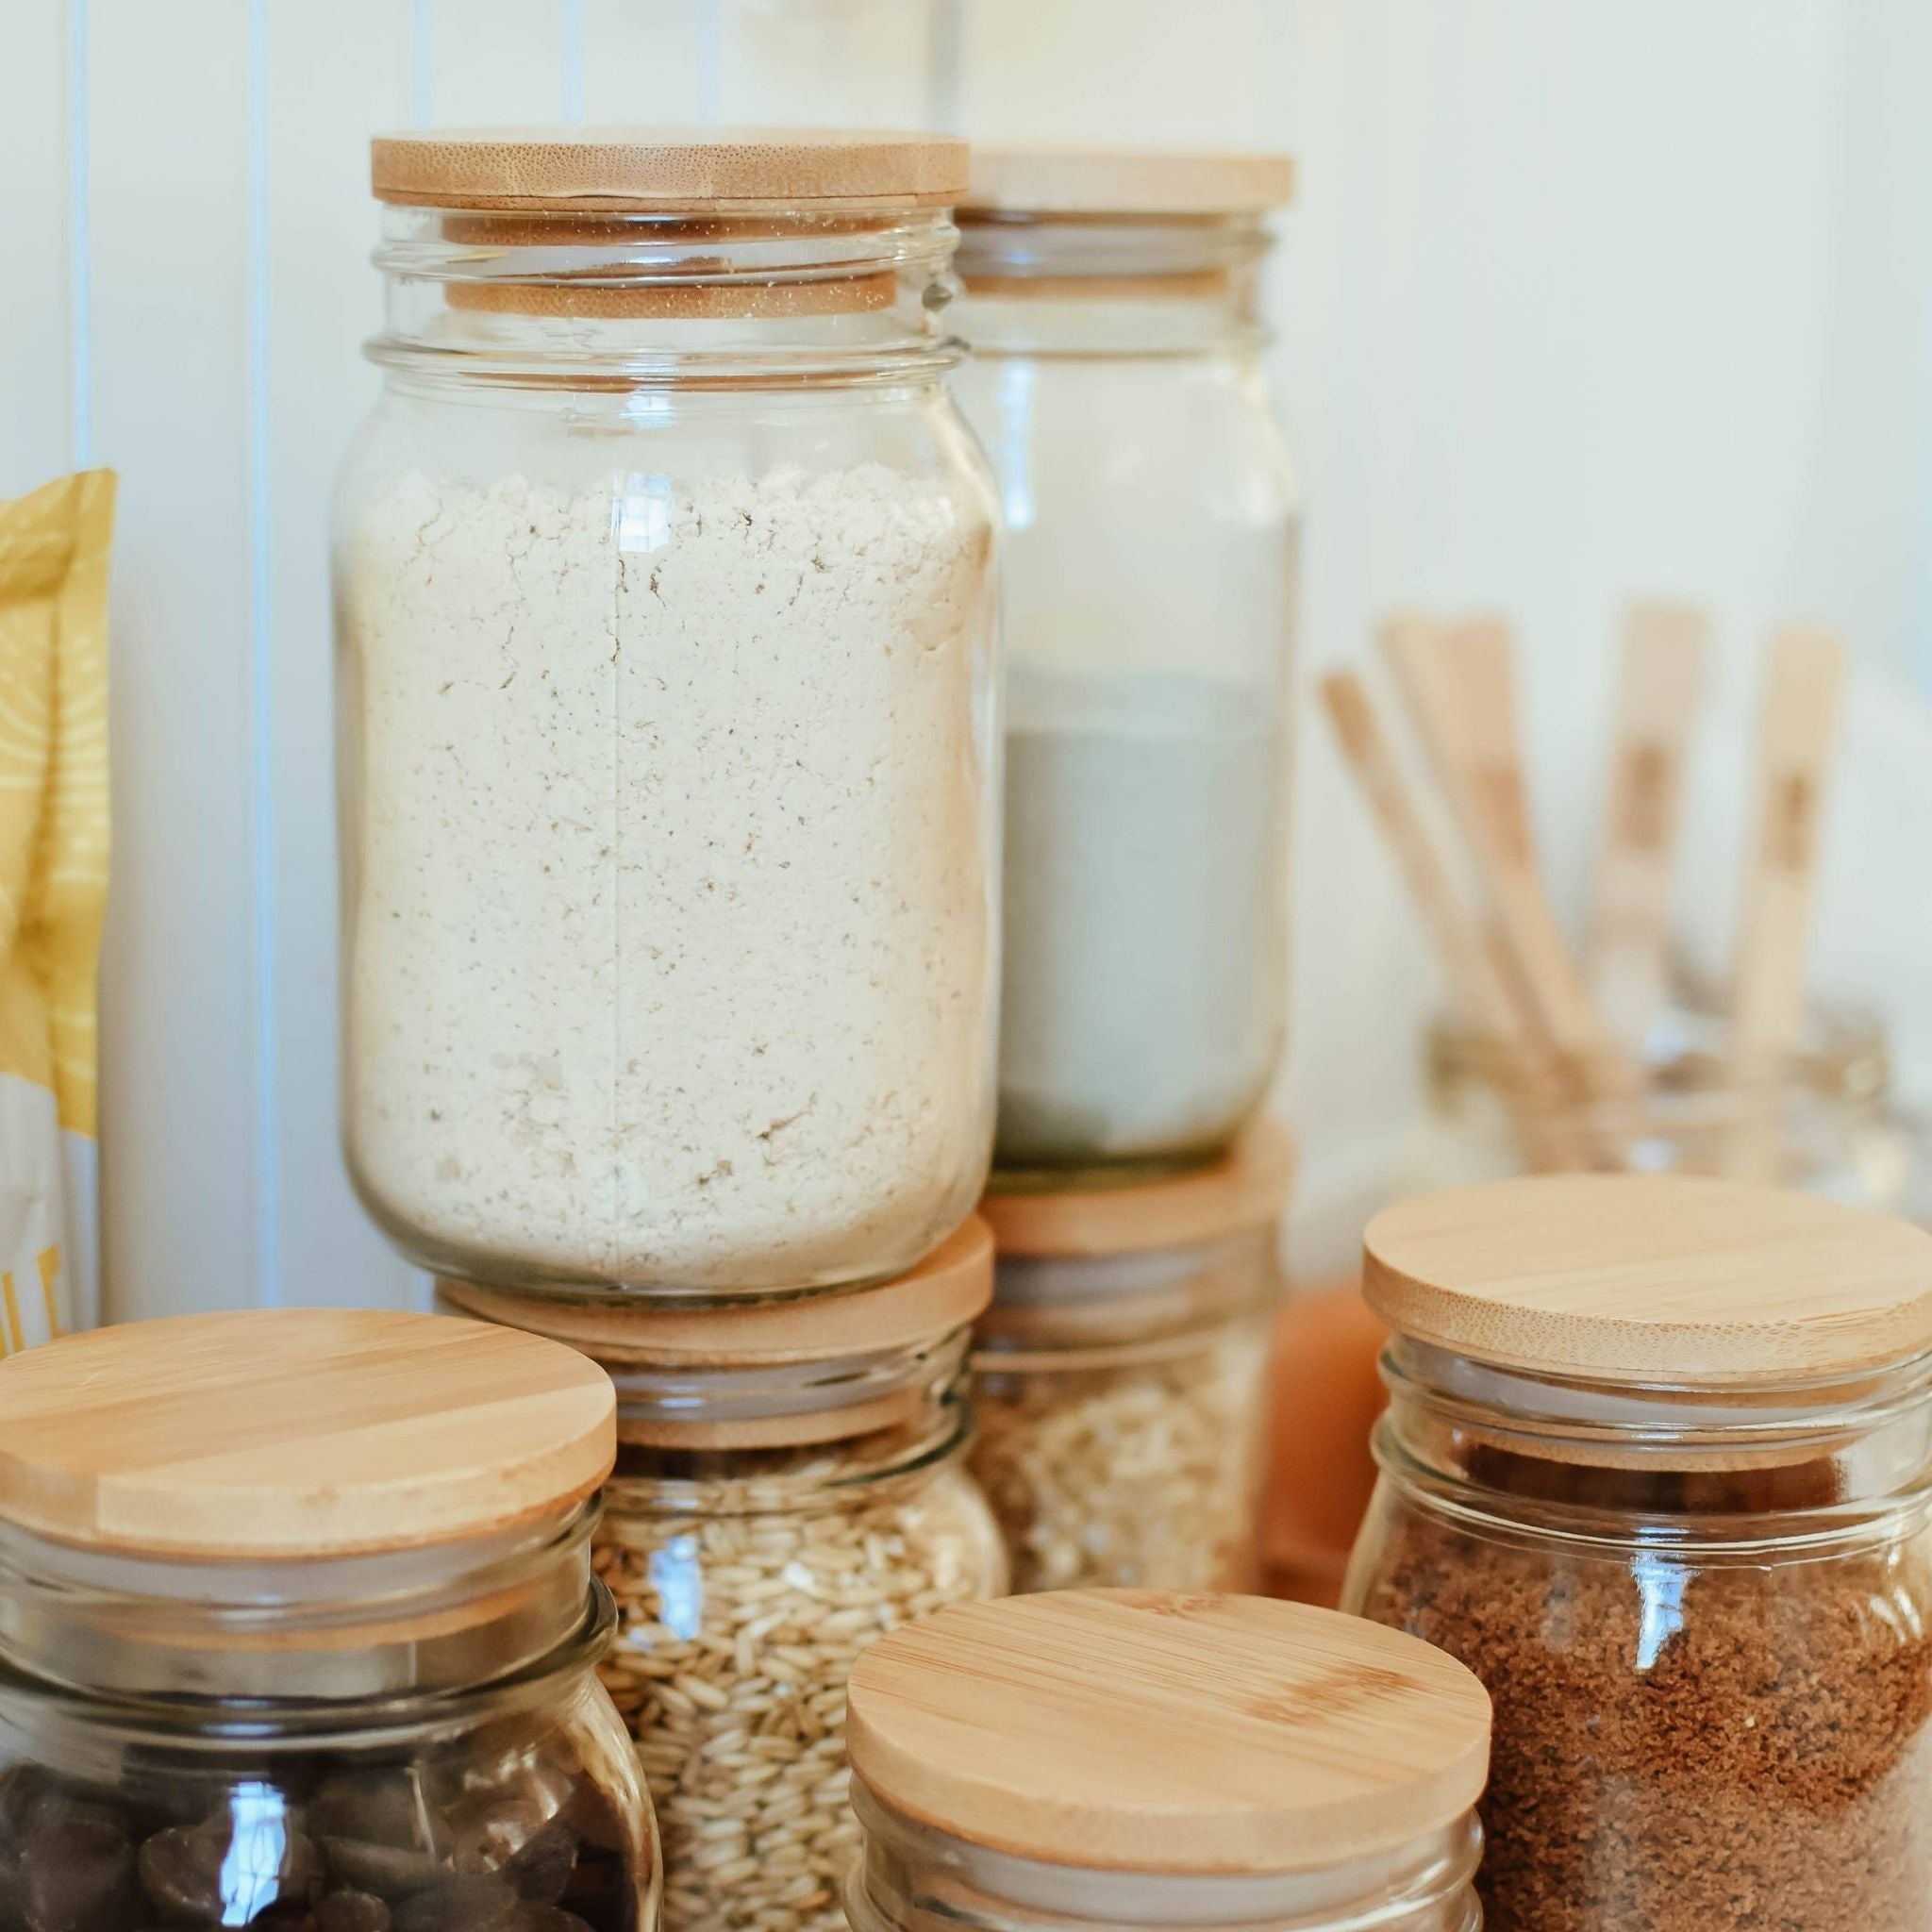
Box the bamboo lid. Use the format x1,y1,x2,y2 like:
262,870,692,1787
983,1122,1294,1257
960,146,1294,218
1364,1174,1932,1386
0,1309,615,1559
441,1217,992,1368
372,126,969,211
845,1591,1490,1874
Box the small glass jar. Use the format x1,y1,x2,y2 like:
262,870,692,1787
844,1591,1490,1932
949,149,1300,1182
335,129,1000,1299
1395,999,1919,1209
441,1220,1008,1932
0,1308,660,1932
973,1120,1291,1592
1344,1174,1932,1932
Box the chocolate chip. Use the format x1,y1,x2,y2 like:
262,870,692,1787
20,1810,142,1932
391,1874,519,1932
314,1894,391,1932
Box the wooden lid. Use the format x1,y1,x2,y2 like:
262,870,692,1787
372,126,969,211
0,1310,615,1559
1364,1174,1932,1386
440,1218,993,1368
983,1122,1294,1257
845,1591,1490,1874
960,146,1294,217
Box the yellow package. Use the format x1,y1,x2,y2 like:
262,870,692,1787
0,469,113,1351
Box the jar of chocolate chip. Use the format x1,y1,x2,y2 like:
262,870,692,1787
1344,1174,1932,1932
0,1308,659,1932
974,1122,1291,1592
843,1591,1491,1932
439,1220,1008,1932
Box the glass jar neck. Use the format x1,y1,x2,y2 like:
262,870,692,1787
370,203,964,390
847,1784,1480,1932
0,1501,598,1704
978,1227,1280,1366
606,1328,974,1511
952,213,1272,357
1379,1337,1932,1549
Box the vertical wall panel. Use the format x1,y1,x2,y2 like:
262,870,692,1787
583,0,703,120
0,0,71,491
90,0,258,1318
265,0,420,1311
427,0,570,123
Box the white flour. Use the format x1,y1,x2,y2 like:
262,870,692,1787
339,460,994,1292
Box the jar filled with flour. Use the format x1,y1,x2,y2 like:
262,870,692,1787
336,129,1000,1297
951,150,1298,1181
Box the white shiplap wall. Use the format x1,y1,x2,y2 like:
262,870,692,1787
4,0,1930,1311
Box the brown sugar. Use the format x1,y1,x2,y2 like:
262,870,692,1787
1352,1488,1932,1932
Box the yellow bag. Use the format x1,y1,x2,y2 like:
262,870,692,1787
0,469,113,1350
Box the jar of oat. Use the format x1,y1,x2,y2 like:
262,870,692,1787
336,128,1000,1300
949,150,1299,1182
0,1308,659,1932
973,1120,1291,1593
844,1591,1490,1932
440,1220,1008,1932
1344,1174,1932,1932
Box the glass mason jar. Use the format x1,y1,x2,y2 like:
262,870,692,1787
843,1592,1489,1932
1395,998,1920,1209
972,1118,1291,1592
1344,1174,1932,1932
949,150,1300,1183
0,1308,661,1932
441,1220,1008,1932
335,129,1001,1300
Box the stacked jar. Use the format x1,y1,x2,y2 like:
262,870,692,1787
945,147,1299,1592
844,1591,1491,1932
949,147,1299,1182
333,127,1011,1932
0,1308,660,1932
972,1121,1292,1592
439,1226,1007,1932
1346,1173,1932,1932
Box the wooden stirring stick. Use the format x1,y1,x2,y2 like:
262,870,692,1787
1319,667,1589,1171
1722,626,1847,1181
1380,614,1641,1110
1588,603,1709,1055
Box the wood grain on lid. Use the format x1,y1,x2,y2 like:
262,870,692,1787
1364,1174,1932,1384
0,1309,615,1559
371,126,970,210
845,1591,1490,1873
982,1121,1294,1257
441,1217,992,1368
961,146,1294,217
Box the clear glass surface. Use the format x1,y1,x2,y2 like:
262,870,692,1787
334,207,1001,1299
950,215,1299,1181
1344,1341,1932,1932
971,1225,1280,1591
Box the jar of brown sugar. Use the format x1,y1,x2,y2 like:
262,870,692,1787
1343,1173,1932,1932
0,1308,660,1932
441,1222,1008,1932
843,1590,1491,1932
974,1122,1291,1592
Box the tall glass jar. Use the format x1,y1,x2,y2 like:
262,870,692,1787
1344,1174,1932,1932
335,129,1001,1300
973,1118,1291,1592
843,1591,1489,1932
441,1220,1008,1932
950,150,1298,1183
0,1308,660,1932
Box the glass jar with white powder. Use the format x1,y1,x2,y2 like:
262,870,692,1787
950,149,1298,1183
335,129,1000,1298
